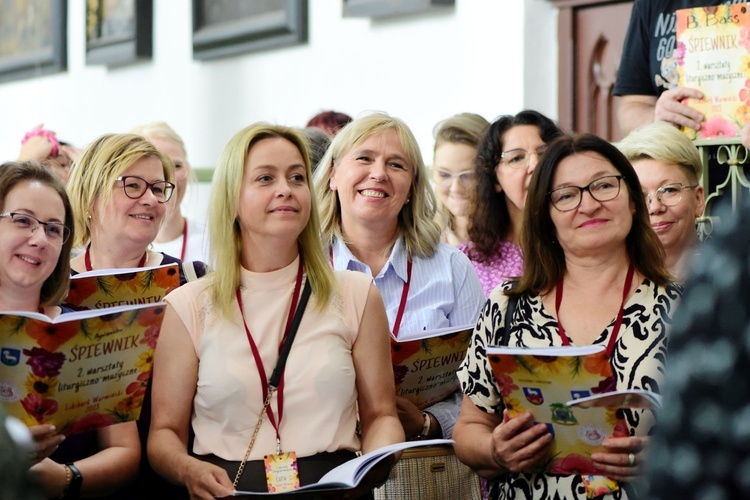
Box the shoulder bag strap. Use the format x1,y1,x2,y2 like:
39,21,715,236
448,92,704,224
269,279,312,388
500,283,519,347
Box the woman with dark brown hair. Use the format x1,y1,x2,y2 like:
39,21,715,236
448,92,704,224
454,134,681,499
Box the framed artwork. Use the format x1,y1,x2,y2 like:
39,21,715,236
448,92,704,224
342,0,454,18
0,0,67,84
192,0,308,60
86,0,152,66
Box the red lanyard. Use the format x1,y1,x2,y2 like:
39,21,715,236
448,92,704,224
180,218,188,261
84,244,147,271
392,259,412,338
555,263,635,358
329,246,412,337
235,260,303,446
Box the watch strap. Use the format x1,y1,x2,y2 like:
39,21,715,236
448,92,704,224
62,463,82,499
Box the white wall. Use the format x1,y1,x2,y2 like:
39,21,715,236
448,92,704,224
0,0,558,220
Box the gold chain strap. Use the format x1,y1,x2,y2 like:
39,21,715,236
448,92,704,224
233,386,276,488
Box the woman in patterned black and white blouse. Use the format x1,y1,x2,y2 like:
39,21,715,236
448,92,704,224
453,133,682,500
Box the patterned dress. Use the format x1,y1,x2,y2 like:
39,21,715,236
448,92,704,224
459,241,524,298
457,279,682,500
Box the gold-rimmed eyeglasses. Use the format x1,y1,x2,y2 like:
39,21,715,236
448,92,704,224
643,183,698,207
500,146,548,170
434,170,477,188
0,212,71,244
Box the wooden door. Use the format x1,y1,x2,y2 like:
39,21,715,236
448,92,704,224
553,0,634,141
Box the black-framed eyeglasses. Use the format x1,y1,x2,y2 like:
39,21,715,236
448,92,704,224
549,175,625,212
116,176,175,203
500,145,548,170
644,183,698,207
0,212,71,244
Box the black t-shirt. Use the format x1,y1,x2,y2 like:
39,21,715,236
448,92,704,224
614,0,745,97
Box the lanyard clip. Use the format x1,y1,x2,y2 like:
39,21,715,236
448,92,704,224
276,437,282,455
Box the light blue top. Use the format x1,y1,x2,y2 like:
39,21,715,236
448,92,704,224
331,236,484,334
331,236,485,438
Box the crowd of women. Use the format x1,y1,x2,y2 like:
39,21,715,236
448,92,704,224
0,107,710,499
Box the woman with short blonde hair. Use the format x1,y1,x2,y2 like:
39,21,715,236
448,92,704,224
617,121,705,280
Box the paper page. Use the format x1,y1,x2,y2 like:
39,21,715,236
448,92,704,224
486,344,606,357
394,324,475,342
566,389,663,410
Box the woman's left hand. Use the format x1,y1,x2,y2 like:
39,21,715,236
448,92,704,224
591,435,649,482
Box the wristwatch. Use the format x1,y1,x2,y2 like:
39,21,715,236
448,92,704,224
62,463,82,499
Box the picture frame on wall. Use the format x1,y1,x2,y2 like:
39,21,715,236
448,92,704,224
0,0,67,84
342,0,454,18
86,0,152,66
192,0,308,61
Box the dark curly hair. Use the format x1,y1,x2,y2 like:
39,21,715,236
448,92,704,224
468,110,562,262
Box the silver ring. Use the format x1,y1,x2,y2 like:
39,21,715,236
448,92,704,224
627,453,636,467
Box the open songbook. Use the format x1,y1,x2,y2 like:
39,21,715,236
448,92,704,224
0,303,167,434
63,263,180,311
391,325,474,409
226,439,454,498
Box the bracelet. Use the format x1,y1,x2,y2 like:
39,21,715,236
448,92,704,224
21,129,60,157
62,463,82,499
419,412,431,439
58,463,71,499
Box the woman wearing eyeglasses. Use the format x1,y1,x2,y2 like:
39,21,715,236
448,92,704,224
617,122,705,282
431,113,489,247
0,161,139,499
453,134,681,499
67,134,180,273
460,111,563,297
66,133,206,497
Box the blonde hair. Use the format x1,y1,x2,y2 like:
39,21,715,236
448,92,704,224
617,121,703,182
208,123,335,317
130,121,187,157
314,112,442,258
431,113,489,239
67,133,175,248
432,112,489,152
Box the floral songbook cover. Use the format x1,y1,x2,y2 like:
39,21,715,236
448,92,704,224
391,325,473,410
63,263,180,311
486,345,637,476
0,303,166,435
675,3,750,139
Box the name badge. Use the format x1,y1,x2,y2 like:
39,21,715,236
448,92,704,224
265,451,300,493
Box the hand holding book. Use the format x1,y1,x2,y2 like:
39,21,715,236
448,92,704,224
486,345,661,477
